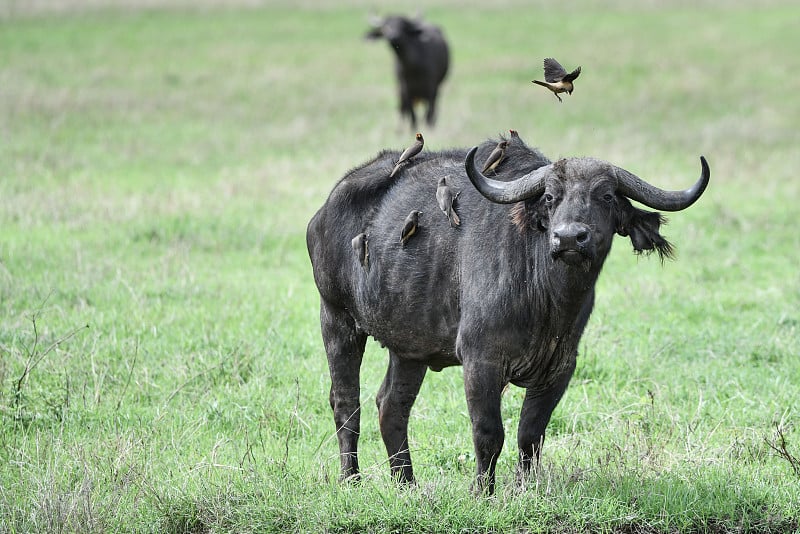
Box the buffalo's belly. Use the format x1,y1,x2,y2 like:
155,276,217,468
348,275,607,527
358,312,459,365
506,343,578,392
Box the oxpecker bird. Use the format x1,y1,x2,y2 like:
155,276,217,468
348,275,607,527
351,232,369,269
509,129,520,140
532,58,581,103
436,177,460,227
390,133,424,177
482,141,508,174
400,210,423,246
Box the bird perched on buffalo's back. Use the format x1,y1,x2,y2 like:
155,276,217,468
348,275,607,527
532,58,581,102
390,133,424,177
436,177,460,227
351,232,369,270
400,210,423,246
482,141,508,174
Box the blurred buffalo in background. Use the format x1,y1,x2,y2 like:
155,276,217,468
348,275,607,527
366,14,450,129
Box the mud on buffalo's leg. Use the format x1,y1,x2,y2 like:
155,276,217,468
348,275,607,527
463,359,505,495
320,300,367,481
375,353,427,483
516,367,575,482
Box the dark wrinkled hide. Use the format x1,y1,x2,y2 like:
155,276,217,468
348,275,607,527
366,15,449,129
307,133,705,494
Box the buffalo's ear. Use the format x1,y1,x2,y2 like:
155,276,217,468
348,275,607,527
365,27,383,39
511,199,548,233
531,198,549,232
615,198,674,261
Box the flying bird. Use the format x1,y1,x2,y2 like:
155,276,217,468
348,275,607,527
532,58,581,103
390,133,424,177
436,177,460,227
482,141,508,174
351,232,369,269
400,210,423,246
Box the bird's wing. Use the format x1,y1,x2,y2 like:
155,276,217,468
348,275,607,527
397,148,411,164
543,58,567,82
482,149,501,172
562,65,581,83
436,187,451,210
400,220,414,241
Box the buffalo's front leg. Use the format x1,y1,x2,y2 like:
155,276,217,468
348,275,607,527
463,359,505,495
516,367,574,481
399,88,417,130
320,300,367,481
376,353,427,483
425,91,439,126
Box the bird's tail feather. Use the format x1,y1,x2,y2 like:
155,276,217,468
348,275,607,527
450,210,460,227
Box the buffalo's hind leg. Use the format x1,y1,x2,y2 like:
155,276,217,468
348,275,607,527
376,353,427,484
320,300,367,481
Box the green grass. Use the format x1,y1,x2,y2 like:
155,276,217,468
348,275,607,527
1,1,799,532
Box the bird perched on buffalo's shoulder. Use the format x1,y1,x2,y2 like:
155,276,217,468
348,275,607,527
400,210,423,246
351,232,369,270
436,177,460,227
390,133,424,177
532,58,581,103
482,141,508,174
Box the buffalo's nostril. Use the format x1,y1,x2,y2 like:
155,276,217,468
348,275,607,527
552,223,591,250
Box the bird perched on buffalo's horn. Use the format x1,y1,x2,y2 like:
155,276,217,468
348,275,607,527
351,232,369,270
400,210,423,246
482,141,508,174
436,177,460,227
390,133,424,177
532,58,581,103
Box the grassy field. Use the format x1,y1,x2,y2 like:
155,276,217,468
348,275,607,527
1,1,799,532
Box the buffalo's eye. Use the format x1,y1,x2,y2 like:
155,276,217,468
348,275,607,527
543,193,554,204
603,193,614,203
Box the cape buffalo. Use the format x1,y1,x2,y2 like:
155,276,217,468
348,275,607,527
306,133,709,494
365,15,449,129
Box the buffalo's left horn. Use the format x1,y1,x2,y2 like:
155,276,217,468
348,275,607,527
614,156,710,211
465,146,551,204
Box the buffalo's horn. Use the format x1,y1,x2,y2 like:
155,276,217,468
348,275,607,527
465,146,550,204
614,156,710,212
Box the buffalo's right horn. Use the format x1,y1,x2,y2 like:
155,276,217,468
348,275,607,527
465,146,550,204
614,156,710,212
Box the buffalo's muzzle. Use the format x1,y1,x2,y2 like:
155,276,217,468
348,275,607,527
551,222,592,265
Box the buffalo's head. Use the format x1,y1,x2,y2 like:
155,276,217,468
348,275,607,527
465,148,710,268
365,15,424,45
